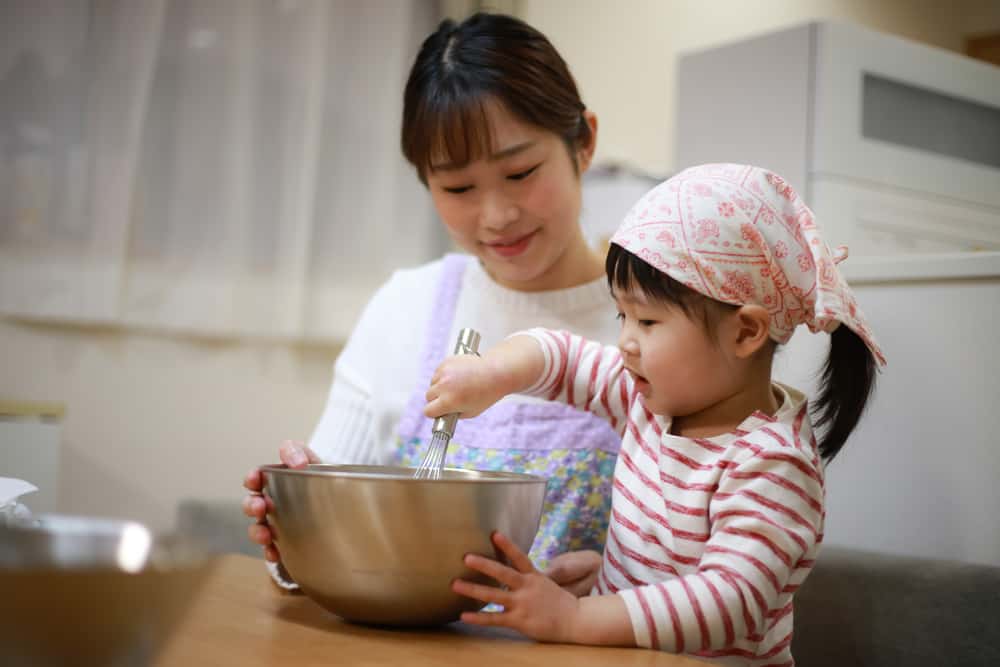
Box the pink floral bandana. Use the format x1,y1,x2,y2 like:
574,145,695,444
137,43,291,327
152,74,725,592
610,163,886,366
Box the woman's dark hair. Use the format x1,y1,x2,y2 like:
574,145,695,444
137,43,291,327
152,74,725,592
606,243,876,462
401,12,591,183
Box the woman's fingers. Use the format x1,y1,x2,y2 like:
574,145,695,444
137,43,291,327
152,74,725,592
545,550,601,583
244,468,263,492
278,440,315,468
247,523,272,546
548,568,588,588
242,494,259,519
246,443,297,560
242,493,274,520
545,551,602,597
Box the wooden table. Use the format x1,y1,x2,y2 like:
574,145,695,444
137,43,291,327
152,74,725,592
156,554,708,666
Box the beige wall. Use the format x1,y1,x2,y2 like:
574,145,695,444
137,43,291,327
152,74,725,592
521,0,1000,175
1,317,338,532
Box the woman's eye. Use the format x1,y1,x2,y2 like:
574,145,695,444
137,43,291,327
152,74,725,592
508,165,539,181
442,185,473,194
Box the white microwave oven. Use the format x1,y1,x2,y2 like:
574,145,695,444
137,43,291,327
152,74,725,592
676,21,1000,280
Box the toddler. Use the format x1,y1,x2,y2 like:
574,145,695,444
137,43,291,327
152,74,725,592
424,163,885,665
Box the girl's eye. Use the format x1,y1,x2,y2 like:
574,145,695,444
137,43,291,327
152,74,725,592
442,185,473,194
615,312,625,323
508,165,539,181
638,319,657,327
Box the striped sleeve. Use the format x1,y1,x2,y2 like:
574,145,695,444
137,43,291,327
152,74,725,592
618,433,823,654
515,328,633,432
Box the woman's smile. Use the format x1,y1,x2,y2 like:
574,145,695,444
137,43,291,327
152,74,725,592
484,229,537,258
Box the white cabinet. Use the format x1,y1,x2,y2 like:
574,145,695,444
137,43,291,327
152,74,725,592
676,20,1000,281
677,21,1000,565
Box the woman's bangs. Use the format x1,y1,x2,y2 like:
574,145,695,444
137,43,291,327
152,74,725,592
419,92,495,176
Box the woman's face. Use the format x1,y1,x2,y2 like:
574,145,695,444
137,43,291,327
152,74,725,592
424,103,599,292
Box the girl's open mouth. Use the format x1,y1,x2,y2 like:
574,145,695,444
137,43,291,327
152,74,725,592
627,368,650,393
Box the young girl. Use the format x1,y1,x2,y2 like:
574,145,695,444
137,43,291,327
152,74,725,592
425,163,885,663
244,13,619,588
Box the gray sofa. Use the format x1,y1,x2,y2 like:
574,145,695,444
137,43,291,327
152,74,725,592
177,500,1000,664
792,546,1000,666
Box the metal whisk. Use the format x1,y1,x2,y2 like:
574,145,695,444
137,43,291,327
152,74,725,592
414,327,482,480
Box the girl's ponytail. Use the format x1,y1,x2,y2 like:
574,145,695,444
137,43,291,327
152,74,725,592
812,326,878,462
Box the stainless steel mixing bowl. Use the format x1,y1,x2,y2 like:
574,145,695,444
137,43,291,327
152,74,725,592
261,464,548,626
0,514,214,666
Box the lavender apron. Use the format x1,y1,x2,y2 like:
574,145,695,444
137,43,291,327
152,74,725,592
393,254,620,570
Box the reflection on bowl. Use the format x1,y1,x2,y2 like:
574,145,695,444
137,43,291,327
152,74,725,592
262,464,548,626
0,515,214,666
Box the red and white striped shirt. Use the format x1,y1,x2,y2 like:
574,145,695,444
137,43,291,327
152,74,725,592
523,329,824,667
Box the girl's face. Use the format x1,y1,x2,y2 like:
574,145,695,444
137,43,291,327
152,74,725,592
614,287,737,420
424,102,599,292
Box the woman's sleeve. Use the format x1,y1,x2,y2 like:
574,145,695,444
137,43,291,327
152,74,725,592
615,436,823,657
306,266,432,465
307,361,377,464
517,328,634,433
265,560,301,590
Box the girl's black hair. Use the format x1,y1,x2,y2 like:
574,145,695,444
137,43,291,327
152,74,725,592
606,243,876,462
605,242,719,321
811,325,877,461
401,12,591,183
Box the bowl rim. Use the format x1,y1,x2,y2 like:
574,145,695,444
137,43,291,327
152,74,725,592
259,463,547,484
0,513,213,574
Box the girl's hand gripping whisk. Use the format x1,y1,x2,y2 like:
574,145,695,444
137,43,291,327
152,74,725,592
418,331,548,478
415,328,485,479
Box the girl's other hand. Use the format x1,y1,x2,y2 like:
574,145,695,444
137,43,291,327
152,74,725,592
545,550,603,597
242,440,320,562
452,531,581,643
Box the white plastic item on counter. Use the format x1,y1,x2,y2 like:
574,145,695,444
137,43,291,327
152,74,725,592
0,477,37,526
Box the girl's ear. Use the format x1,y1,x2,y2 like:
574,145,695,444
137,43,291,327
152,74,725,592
730,304,772,359
577,110,598,173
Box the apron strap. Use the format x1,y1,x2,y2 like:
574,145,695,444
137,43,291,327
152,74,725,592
396,253,469,441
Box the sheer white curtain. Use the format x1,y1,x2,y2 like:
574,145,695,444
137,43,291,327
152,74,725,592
1,0,445,340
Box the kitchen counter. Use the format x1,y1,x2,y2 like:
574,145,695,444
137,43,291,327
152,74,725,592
156,554,709,666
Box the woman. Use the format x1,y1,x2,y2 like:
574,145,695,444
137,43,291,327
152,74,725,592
245,12,617,592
